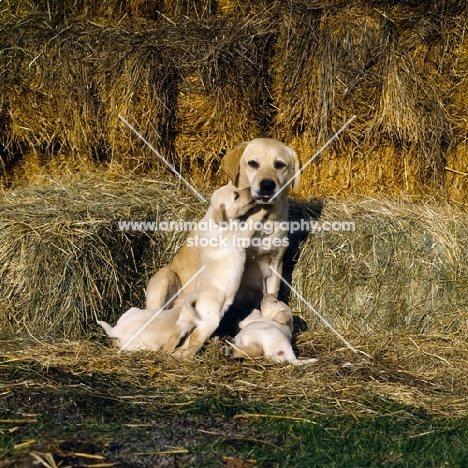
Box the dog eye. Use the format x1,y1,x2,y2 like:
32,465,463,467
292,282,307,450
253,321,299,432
275,161,286,169
248,160,259,169
233,191,239,200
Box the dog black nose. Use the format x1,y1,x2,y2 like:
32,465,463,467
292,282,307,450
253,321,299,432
259,179,276,196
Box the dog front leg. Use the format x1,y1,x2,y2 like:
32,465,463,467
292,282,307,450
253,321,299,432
264,257,283,296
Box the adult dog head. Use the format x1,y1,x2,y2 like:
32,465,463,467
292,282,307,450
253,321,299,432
221,138,301,204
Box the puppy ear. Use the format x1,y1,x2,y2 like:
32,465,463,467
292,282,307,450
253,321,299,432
221,142,248,186
288,146,301,194
213,203,226,225
273,310,292,325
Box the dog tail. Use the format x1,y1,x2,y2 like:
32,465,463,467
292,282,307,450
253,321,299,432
97,320,116,338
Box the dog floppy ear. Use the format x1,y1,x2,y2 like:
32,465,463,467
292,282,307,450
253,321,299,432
288,146,301,194
221,142,248,186
213,203,227,225
273,309,292,326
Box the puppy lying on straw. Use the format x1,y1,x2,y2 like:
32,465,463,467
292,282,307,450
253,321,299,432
163,184,265,355
97,306,183,351
227,294,317,365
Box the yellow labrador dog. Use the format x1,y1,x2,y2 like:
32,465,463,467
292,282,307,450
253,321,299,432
227,294,317,365
162,185,266,355
145,138,300,334
220,138,301,306
97,305,184,351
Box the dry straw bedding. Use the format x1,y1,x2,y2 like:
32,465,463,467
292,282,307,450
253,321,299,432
1,333,467,419
1,176,468,418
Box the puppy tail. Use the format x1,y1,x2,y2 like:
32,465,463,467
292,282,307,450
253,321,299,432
231,342,263,359
97,320,116,338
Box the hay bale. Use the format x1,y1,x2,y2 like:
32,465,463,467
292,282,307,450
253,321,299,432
444,5,468,203
0,16,181,174
291,197,468,340
173,16,275,184
0,175,207,337
0,0,217,23
0,13,273,184
272,1,454,197
1,175,467,343
1,1,468,198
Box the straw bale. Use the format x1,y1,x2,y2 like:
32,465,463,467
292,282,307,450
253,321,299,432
272,1,453,197
0,0,217,23
173,16,275,184
0,16,182,174
290,197,468,340
1,1,468,198
0,176,207,337
1,178,468,419
1,176,468,345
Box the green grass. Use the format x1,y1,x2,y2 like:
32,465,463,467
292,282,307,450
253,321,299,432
2,375,468,467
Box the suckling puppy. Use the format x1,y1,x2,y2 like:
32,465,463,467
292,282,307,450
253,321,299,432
228,294,317,365
97,305,186,351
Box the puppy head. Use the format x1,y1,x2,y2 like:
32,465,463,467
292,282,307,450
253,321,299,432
222,139,301,203
260,294,294,327
210,185,255,223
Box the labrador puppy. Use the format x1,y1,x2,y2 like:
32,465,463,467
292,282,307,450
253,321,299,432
162,185,266,355
97,305,186,351
145,185,257,312
220,138,301,305
227,294,317,365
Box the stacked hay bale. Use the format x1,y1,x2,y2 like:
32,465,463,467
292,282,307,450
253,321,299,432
1,1,468,344
1,0,467,199
0,177,207,336
272,1,454,198
172,16,275,184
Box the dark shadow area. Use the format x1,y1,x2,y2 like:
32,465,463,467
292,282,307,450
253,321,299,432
278,198,325,303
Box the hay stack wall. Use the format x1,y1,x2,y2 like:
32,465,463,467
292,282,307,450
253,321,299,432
1,1,467,200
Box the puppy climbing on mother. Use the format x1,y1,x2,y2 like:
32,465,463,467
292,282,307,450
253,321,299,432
162,184,266,355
